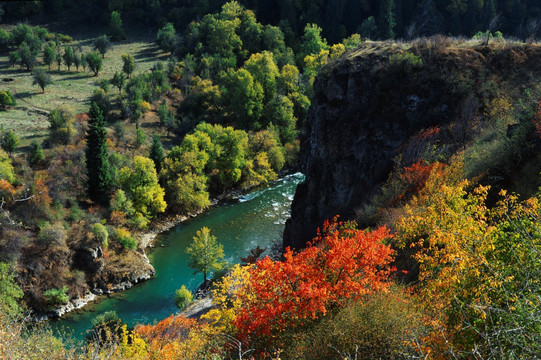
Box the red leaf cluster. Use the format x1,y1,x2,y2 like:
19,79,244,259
234,217,395,339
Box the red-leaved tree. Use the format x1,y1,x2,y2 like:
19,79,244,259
234,217,395,346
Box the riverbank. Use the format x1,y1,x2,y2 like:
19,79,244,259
38,173,299,322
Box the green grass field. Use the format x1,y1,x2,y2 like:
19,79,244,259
0,34,169,148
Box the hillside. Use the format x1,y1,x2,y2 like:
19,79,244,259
285,38,541,249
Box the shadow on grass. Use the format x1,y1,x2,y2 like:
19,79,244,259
14,91,36,99
134,44,170,63
56,74,93,82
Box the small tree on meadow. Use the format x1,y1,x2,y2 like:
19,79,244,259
111,71,125,93
94,35,110,58
121,53,134,78
1,129,19,155
9,51,20,68
32,69,53,93
156,23,177,54
63,45,74,71
186,227,225,284
86,52,102,76
43,43,56,70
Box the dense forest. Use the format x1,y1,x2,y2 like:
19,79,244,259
2,0,541,43
1,0,541,358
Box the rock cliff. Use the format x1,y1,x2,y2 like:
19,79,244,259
284,40,541,249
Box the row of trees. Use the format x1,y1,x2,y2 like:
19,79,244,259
2,0,540,44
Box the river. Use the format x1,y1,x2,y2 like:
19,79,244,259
50,173,304,342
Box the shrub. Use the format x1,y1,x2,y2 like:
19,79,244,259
286,287,425,360
388,52,423,73
174,285,193,311
92,223,108,248
0,90,16,110
116,227,137,250
43,286,69,308
87,311,123,344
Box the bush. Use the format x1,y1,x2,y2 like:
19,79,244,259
388,52,423,73
285,287,426,360
87,311,123,344
0,90,16,110
92,223,108,248
174,285,193,311
116,227,137,250
43,286,69,308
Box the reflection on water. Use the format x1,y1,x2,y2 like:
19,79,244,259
51,173,304,341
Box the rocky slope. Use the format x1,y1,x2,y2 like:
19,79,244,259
284,39,541,249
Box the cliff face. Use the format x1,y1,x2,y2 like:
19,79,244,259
284,41,541,249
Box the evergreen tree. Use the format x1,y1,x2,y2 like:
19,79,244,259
85,102,111,205
63,45,74,71
1,129,19,155
380,0,397,39
43,43,55,70
149,134,165,173
28,140,44,167
109,11,125,41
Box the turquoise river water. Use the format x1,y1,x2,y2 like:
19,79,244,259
51,173,304,342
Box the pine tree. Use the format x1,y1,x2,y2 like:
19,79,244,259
149,134,165,173
85,102,111,205
380,0,397,39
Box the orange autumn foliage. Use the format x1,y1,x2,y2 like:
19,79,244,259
234,217,395,341
136,315,216,359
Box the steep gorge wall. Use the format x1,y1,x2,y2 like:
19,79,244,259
284,41,541,249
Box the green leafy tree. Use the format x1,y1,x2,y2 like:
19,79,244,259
243,51,279,103
85,102,112,205
42,42,56,70
9,51,20,68
18,42,36,71
62,45,74,71
265,95,297,144
156,23,177,53
118,156,166,224
360,16,377,39
158,102,174,135
43,286,69,309
73,51,81,71
1,129,19,155
0,90,16,110
135,128,147,148
0,262,24,317
121,53,134,78
94,35,109,58
186,226,225,284
111,71,125,93
149,134,165,173
32,69,52,93
109,11,125,41
48,106,75,145
28,140,44,167
55,49,62,71
221,68,264,130
299,23,329,62
86,52,102,76
174,285,193,311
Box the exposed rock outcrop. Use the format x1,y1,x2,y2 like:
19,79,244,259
284,41,541,249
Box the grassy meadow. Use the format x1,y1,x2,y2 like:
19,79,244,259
0,33,169,149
